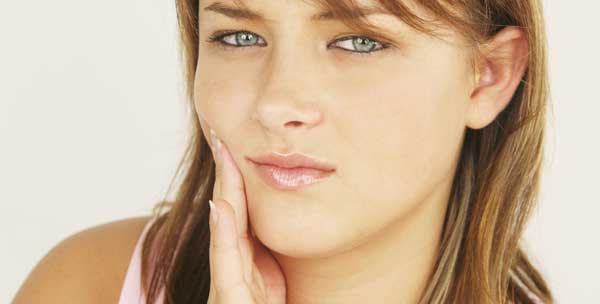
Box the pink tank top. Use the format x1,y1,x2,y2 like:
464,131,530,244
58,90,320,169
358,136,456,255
118,217,165,304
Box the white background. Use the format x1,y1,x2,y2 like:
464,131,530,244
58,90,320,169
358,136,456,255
1,0,598,302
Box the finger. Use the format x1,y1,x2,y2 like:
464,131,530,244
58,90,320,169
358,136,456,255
207,132,220,298
209,128,255,284
208,198,253,300
208,128,221,211
209,128,249,239
208,228,216,301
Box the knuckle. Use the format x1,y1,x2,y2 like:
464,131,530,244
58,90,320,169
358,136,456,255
210,240,229,251
210,234,238,252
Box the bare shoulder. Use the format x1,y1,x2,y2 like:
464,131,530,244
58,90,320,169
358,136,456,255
12,215,154,304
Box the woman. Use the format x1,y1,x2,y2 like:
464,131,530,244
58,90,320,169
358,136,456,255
13,0,554,303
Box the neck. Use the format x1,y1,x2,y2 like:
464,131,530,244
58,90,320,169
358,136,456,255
271,184,450,304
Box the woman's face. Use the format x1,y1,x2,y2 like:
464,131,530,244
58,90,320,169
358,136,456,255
194,0,476,257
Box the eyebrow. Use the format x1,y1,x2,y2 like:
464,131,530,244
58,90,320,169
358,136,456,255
202,1,390,23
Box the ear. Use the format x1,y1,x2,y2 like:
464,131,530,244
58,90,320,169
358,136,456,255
465,26,529,130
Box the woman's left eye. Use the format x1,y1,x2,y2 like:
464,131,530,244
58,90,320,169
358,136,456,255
206,30,391,57
327,35,390,56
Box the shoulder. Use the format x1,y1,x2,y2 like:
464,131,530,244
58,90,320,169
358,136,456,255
12,215,154,304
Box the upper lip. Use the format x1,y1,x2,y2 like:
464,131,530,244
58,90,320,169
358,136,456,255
247,152,336,172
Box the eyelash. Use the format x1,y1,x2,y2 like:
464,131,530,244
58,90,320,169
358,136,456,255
205,30,392,57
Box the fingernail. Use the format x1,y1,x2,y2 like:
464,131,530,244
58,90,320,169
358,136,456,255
209,199,218,224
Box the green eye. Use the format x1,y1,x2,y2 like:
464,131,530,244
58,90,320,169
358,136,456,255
327,35,388,55
237,32,259,46
206,30,391,57
207,30,267,49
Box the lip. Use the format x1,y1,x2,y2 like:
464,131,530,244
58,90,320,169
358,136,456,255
246,152,335,190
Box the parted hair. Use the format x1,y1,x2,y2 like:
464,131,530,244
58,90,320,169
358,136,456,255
140,0,554,303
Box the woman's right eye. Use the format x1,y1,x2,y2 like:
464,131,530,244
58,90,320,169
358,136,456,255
206,30,267,51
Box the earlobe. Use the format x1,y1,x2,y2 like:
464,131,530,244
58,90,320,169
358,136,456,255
465,26,529,130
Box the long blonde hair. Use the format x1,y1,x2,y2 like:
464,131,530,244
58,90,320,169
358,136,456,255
140,0,554,303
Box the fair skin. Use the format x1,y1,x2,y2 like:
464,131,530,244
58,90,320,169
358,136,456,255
197,0,528,304
12,216,154,303
12,0,527,302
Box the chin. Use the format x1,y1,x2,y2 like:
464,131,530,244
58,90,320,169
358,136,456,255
250,209,363,259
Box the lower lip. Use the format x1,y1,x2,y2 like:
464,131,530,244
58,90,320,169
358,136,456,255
250,162,334,190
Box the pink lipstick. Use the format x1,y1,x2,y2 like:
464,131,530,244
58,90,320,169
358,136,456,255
246,152,335,190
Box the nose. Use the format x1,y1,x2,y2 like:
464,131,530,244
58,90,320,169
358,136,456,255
251,49,324,136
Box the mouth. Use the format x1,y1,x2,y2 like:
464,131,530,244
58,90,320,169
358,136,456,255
246,151,336,190
248,161,335,191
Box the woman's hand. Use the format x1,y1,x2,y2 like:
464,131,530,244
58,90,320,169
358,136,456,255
206,128,287,304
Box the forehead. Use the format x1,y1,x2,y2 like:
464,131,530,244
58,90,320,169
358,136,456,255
199,0,429,23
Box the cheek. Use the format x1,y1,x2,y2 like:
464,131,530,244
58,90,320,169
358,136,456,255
193,62,254,137
332,57,469,218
